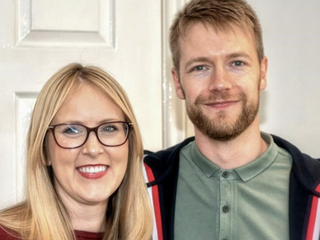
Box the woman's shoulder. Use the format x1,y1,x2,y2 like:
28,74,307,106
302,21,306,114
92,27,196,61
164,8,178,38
0,225,21,240
0,226,104,240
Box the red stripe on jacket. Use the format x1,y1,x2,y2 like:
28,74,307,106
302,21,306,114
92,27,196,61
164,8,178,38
306,183,320,240
144,163,163,240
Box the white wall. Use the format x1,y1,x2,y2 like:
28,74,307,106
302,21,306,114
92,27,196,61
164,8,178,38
246,0,320,157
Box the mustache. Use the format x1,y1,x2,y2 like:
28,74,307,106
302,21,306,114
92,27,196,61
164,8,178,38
195,91,232,104
195,91,247,105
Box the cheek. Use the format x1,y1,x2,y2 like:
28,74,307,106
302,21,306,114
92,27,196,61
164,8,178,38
182,81,204,99
118,147,129,166
47,135,78,168
235,71,260,92
109,145,129,174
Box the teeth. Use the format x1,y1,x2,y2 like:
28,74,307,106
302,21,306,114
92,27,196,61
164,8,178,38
78,166,107,173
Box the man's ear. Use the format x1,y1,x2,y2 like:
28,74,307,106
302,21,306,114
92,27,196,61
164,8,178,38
172,67,185,99
259,56,268,90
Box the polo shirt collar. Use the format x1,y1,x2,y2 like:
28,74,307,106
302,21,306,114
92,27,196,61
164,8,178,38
190,132,279,181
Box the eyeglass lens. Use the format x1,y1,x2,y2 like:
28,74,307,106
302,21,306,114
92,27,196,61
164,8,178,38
52,122,129,148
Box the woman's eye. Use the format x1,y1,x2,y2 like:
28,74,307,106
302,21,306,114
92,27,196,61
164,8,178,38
102,125,118,133
62,126,81,134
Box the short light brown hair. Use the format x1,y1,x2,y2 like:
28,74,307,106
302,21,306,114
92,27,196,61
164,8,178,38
169,0,264,70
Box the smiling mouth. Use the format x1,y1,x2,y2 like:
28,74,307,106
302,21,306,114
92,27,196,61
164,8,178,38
78,165,108,174
205,100,238,108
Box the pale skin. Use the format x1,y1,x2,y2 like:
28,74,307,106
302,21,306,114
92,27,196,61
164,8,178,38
47,83,129,232
172,23,269,169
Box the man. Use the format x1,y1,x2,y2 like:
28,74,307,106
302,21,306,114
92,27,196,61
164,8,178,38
143,0,320,240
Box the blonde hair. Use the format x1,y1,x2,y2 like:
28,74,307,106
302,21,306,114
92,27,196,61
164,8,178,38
0,63,153,240
169,0,264,70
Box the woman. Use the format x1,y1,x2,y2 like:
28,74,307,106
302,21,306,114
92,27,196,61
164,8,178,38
0,63,153,240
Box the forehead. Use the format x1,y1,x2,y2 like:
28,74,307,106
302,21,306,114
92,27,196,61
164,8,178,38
52,83,124,124
178,22,257,60
182,21,254,44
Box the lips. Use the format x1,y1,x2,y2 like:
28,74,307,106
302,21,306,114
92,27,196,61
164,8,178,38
204,100,239,109
77,165,109,179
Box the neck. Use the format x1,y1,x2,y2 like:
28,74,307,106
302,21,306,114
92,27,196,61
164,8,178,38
69,203,107,233
194,121,268,169
57,191,108,233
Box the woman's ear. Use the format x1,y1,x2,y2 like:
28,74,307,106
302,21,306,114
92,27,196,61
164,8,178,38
46,157,52,166
43,133,52,166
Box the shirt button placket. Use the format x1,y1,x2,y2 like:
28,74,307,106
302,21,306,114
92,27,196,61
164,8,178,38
220,170,232,240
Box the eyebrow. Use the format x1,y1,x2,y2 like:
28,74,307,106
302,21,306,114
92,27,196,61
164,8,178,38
226,52,253,61
184,57,211,70
184,52,253,70
53,118,124,125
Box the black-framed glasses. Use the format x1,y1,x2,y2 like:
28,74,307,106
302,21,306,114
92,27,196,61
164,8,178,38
48,121,132,149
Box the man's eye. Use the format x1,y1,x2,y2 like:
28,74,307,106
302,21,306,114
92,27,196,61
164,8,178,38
232,61,244,67
193,65,206,71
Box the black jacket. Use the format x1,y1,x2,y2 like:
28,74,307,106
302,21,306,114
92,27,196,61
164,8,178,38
144,135,320,240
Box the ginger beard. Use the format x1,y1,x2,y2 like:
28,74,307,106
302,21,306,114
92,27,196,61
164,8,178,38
184,82,261,142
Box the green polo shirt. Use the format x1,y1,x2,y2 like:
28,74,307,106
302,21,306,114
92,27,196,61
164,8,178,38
174,133,292,240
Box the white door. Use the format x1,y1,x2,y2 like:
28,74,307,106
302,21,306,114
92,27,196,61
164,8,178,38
0,0,166,208
4,0,319,210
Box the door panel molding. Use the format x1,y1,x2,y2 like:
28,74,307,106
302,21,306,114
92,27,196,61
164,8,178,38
15,92,37,202
16,0,115,48
162,0,193,148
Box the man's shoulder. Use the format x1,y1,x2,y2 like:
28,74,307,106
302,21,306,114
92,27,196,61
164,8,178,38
272,134,320,194
143,137,195,171
271,134,319,163
144,137,194,159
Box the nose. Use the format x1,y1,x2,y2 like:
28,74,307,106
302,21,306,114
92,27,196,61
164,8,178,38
82,131,103,156
208,66,232,92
